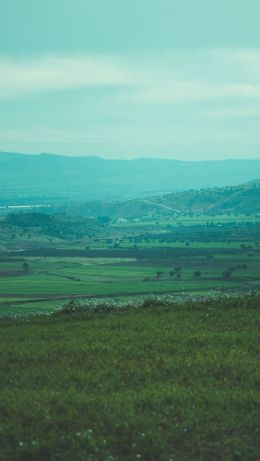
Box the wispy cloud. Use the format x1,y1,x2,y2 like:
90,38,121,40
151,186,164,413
117,48,260,104
117,82,260,104
0,48,260,108
0,55,129,98
201,105,260,119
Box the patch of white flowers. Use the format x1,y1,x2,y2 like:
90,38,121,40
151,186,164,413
57,289,257,314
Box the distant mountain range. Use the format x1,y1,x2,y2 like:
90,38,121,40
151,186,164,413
0,152,260,203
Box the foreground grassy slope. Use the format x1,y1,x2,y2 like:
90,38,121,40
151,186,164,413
0,296,259,461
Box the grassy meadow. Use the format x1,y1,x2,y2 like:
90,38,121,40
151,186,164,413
0,295,259,461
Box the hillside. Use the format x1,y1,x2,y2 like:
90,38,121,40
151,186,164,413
156,184,260,215
61,183,260,219
1,212,103,240
1,152,260,203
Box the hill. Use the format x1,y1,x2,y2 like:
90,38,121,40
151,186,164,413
62,183,260,219
1,212,103,240
1,152,260,203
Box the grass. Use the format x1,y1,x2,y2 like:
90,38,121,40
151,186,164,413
0,269,240,306
0,300,64,317
0,295,259,461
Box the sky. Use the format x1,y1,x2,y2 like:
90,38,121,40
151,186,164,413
0,0,260,160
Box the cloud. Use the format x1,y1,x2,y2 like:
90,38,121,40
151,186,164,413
201,105,260,119
0,49,259,160
0,55,129,98
117,82,260,104
116,48,260,104
0,48,260,107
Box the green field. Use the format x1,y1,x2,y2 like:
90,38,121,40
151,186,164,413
0,295,259,461
1,213,260,316
0,253,259,316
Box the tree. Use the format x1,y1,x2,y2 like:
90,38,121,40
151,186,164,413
222,270,232,280
193,271,201,278
97,216,110,224
22,262,29,273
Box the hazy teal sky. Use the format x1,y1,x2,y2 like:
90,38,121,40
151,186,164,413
0,0,260,159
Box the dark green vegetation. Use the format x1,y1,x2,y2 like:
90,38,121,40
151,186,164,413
0,295,259,461
1,152,260,202
3,212,103,240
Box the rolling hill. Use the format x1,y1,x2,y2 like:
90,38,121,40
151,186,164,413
62,183,260,219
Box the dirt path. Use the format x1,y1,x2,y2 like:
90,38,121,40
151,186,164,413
141,199,180,213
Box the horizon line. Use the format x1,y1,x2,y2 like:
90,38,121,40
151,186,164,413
0,150,260,162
